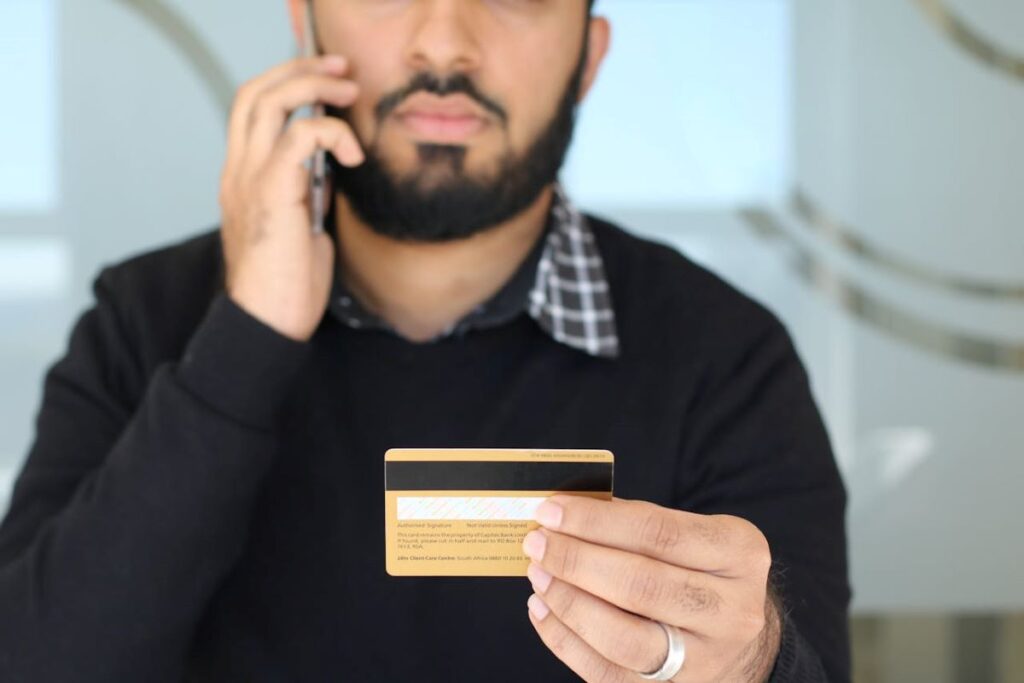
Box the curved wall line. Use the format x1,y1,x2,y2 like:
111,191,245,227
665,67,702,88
740,208,1024,372
913,0,1024,82
791,190,1024,302
112,0,235,117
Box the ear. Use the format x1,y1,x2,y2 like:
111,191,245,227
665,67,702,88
577,16,611,103
286,0,309,50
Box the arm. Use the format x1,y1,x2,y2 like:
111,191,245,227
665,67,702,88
0,268,311,681
678,316,851,682
0,46,364,682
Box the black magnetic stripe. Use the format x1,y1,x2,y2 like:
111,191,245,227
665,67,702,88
385,461,613,492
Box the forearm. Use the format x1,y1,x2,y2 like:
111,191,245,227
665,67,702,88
0,293,310,681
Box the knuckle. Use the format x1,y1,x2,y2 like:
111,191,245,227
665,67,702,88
698,515,732,547
639,508,682,555
624,565,666,611
326,117,350,140
551,537,582,581
575,499,601,533
234,79,258,106
234,84,262,124
752,544,773,577
250,94,277,127
555,587,583,632
730,517,772,573
723,515,758,544
663,573,720,615
282,118,312,148
546,624,575,657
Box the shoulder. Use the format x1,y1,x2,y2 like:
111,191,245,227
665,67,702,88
93,226,224,369
585,212,789,358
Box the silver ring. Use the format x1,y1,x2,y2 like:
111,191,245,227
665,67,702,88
637,620,686,681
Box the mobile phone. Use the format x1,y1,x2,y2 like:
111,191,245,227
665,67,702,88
303,2,327,235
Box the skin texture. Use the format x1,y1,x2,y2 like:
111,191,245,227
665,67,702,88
525,496,783,683
214,2,781,680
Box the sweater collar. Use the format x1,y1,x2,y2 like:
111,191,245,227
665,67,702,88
326,182,620,359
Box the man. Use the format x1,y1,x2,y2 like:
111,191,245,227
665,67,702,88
0,1,850,681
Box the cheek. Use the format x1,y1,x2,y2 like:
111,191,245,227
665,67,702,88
330,28,406,137
502,75,568,150
490,39,579,145
344,76,397,147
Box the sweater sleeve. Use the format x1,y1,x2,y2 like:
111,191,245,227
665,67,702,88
0,267,312,682
676,313,851,683
767,608,830,681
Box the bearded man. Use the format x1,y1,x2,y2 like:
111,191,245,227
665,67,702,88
0,2,850,681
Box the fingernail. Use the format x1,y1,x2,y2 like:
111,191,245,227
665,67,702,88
534,500,563,529
522,530,547,561
527,562,553,594
527,593,550,621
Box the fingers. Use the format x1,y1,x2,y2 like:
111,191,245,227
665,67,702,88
528,563,671,676
527,596,637,683
242,73,361,169
224,55,349,177
217,56,357,343
527,500,778,683
536,495,770,578
524,528,734,633
259,117,363,205
220,54,364,218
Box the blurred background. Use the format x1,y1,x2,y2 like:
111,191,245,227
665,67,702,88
1,0,1022,680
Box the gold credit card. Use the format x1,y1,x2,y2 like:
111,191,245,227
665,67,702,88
385,448,614,577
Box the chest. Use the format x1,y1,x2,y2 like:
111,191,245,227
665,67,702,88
193,337,695,679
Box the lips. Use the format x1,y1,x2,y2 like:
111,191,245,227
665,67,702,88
395,93,489,142
399,112,486,141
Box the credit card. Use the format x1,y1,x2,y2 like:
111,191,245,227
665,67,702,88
384,448,614,577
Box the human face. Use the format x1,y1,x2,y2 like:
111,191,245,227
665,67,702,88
293,0,607,241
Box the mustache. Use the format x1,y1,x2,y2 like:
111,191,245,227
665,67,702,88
374,71,508,125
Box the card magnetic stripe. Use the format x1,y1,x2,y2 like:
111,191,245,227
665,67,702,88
384,461,613,492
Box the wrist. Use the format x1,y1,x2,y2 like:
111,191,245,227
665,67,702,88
176,291,314,428
226,283,314,343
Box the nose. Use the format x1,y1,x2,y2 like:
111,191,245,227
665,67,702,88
404,0,483,77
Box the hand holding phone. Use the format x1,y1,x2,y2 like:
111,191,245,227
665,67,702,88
216,9,364,342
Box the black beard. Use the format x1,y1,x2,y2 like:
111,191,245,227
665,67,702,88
324,46,587,243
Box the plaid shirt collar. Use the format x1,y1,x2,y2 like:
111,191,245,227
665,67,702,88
327,182,621,359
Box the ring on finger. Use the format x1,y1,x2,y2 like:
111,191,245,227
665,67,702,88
636,620,686,681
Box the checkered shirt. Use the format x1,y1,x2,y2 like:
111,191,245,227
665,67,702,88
327,182,621,359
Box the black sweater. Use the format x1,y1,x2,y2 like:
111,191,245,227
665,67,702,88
0,214,850,682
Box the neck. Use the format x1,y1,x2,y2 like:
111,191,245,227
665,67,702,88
331,185,554,343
